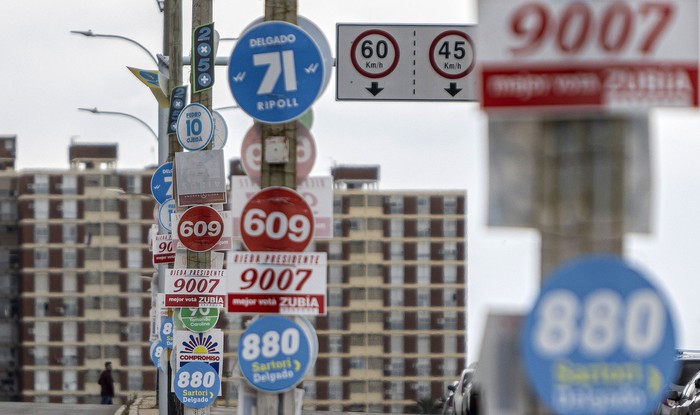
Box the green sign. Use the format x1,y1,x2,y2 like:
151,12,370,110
179,308,219,332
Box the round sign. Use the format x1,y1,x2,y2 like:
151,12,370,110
240,122,316,184
176,103,214,151
228,21,325,124
211,110,228,150
160,316,174,350
238,316,313,393
240,187,315,252
158,199,177,233
177,205,224,252
179,307,220,333
429,30,476,79
150,340,164,369
151,162,174,205
350,29,400,78
521,255,677,415
174,361,220,409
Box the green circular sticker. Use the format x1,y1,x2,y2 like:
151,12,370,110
179,308,220,332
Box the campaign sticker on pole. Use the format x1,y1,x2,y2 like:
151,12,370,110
179,307,220,333
175,329,223,376
174,361,220,409
238,315,314,393
151,162,174,205
227,252,327,315
150,340,164,370
165,269,227,308
157,199,177,233
241,122,316,184
176,103,214,151
176,205,224,252
160,316,174,349
192,22,215,93
521,255,678,415
240,186,315,252
152,233,175,265
167,85,188,133
211,110,228,150
228,21,325,123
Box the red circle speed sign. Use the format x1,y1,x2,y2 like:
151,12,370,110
178,205,224,252
240,187,315,252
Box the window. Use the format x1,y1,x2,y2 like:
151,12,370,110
63,224,77,244
127,199,141,219
391,336,403,354
329,266,342,284
389,311,404,330
417,196,430,214
128,248,142,268
390,219,403,237
34,175,49,194
442,242,457,260
417,335,430,354
34,199,48,219
128,346,142,366
63,273,77,292
34,322,49,342
127,175,142,194
103,199,119,212
417,288,430,307
329,358,342,377
390,265,403,284
128,224,142,243
417,266,431,284
62,175,77,195
62,298,78,317
333,219,342,237
417,242,430,260
444,265,457,283
417,311,430,330
128,273,144,292
63,248,77,268
128,296,142,317
328,288,342,307
444,218,457,237
85,199,101,212
390,289,403,307
390,242,403,260
104,223,119,236
34,224,49,244
444,196,458,214
329,335,342,353
333,196,343,214
62,346,77,366
34,248,49,268
62,200,77,219
417,219,430,237
328,242,341,260
444,290,457,307
35,370,49,391
388,196,403,214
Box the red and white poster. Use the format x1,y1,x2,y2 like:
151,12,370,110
479,0,699,110
165,269,226,308
227,252,327,315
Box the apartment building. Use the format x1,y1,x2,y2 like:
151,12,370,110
8,141,466,412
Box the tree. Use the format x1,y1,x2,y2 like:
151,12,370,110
414,397,443,414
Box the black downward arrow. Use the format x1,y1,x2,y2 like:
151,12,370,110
366,82,384,96
445,82,462,97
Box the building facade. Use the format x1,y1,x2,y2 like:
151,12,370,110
6,141,466,413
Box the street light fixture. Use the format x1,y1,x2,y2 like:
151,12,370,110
70,29,158,66
78,107,158,140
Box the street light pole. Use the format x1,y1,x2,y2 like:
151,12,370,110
77,107,158,140
70,30,159,66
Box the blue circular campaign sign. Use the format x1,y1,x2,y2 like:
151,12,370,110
150,340,164,370
238,315,312,393
160,316,174,350
151,162,174,205
174,361,220,409
158,199,177,233
521,255,677,415
228,21,325,124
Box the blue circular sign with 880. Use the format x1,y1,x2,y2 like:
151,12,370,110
521,255,677,415
238,315,311,393
228,21,324,124
174,361,220,409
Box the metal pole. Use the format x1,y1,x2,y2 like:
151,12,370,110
258,2,298,414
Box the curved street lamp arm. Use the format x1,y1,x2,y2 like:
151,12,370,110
70,30,158,66
78,107,158,141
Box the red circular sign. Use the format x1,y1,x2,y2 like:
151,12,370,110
240,122,316,184
240,187,315,252
178,205,224,252
350,29,400,78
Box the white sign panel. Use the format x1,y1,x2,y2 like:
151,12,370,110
337,24,478,101
227,252,327,315
478,0,699,110
174,150,227,206
165,269,226,308
230,176,333,239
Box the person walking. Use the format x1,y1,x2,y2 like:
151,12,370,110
97,361,115,404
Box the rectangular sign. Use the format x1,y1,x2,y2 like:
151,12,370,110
174,150,227,206
230,175,333,238
227,252,327,315
479,0,699,110
152,233,175,264
336,24,478,101
165,268,226,308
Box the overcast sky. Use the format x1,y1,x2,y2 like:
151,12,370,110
3,0,700,365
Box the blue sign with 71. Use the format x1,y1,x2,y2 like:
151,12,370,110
228,21,324,124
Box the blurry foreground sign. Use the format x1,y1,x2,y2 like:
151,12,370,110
478,0,699,111
521,255,677,415
487,116,651,233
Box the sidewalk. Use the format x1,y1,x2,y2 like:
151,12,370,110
115,396,159,415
